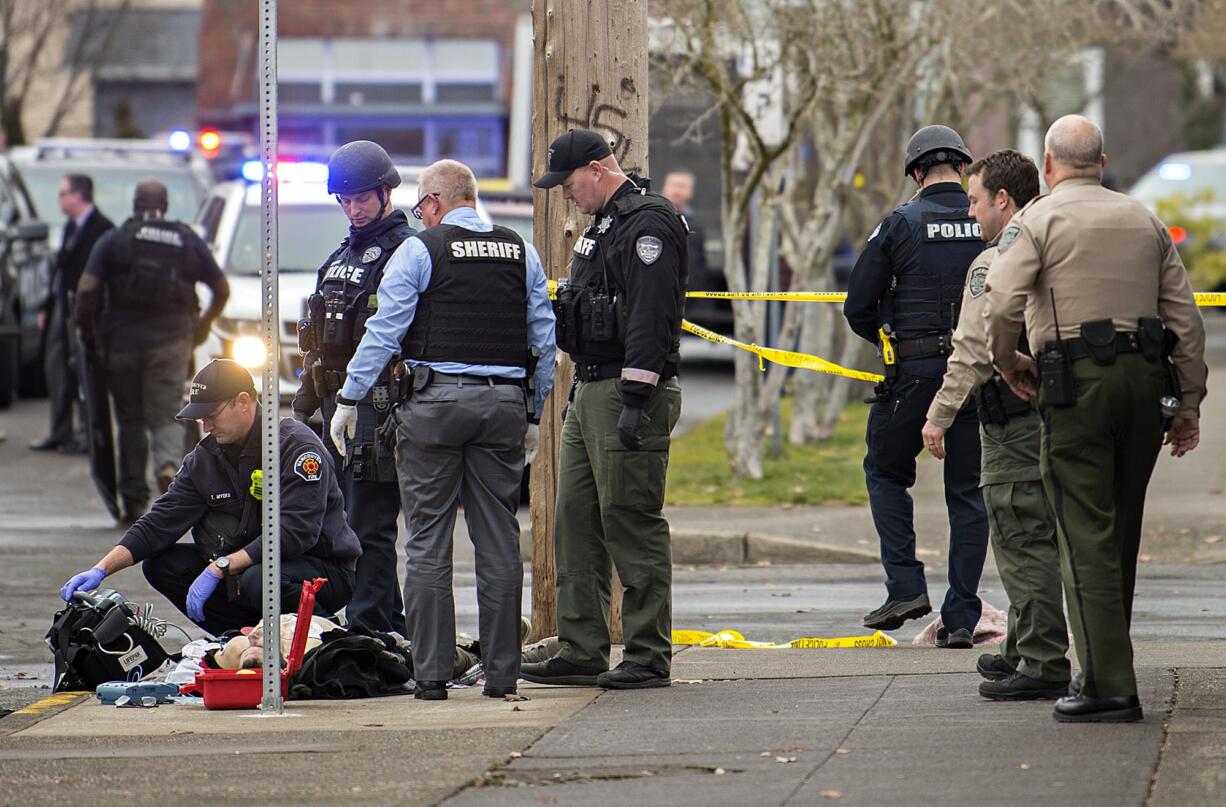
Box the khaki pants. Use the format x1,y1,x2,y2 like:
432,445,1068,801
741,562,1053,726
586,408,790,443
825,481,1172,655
554,377,682,672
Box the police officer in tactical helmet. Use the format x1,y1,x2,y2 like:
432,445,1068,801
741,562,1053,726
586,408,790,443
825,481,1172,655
75,179,230,525
292,140,415,634
843,124,990,647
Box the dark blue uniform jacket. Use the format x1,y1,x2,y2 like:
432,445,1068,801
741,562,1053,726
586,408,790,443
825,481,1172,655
118,412,360,567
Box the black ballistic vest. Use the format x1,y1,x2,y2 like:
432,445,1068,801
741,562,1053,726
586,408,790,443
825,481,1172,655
404,223,529,367
311,210,414,370
107,218,197,314
888,187,983,340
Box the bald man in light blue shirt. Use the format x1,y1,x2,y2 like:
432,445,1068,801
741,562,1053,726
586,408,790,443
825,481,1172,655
332,159,555,700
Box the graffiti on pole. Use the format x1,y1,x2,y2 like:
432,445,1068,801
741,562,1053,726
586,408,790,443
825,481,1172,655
554,76,642,174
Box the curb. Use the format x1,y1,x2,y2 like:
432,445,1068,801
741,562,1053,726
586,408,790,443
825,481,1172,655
518,526,879,566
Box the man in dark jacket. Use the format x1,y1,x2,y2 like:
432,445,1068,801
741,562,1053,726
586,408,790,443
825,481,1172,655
31,174,113,453
59,359,360,635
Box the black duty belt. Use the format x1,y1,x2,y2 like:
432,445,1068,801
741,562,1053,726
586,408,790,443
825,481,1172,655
574,361,679,383
430,371,524,387
1061,331,1144,363
894,333,952,361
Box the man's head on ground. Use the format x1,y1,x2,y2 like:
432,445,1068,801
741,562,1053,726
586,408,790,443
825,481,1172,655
1043,114,1106,188
966,149,1040,243
533,129,628,216
328,140,401,229
177,359,258,445
58,174,93,219
661,170,695,212
133,179,169,220
413,159,478,228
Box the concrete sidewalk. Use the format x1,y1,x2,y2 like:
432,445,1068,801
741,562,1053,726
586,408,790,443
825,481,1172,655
2,641,1223,806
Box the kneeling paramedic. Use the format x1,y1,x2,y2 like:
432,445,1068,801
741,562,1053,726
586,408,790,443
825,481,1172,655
329,159,555,700
293,140,415,633
60,359,361,635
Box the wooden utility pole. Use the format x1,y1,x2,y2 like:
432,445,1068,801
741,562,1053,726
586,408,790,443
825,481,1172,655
528,0,649,643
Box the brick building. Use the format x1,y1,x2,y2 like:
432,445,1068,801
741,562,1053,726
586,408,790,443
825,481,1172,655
198,0,530,175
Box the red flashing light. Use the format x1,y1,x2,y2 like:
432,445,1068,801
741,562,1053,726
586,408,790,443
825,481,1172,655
1169,226,1187,246
198,129,222,155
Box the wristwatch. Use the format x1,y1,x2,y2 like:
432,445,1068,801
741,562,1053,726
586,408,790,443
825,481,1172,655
213,557,231,577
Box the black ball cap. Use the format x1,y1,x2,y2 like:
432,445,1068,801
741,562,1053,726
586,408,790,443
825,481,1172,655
533,129,613,189
176,359,257,420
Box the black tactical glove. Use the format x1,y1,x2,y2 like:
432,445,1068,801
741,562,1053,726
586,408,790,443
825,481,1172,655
616,405,644,451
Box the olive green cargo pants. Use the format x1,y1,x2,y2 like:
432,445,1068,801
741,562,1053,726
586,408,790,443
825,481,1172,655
554,376,682,672
980,410,1070,683
1039,353,1166,699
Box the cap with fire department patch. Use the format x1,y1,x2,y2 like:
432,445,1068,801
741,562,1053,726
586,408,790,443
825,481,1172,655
176,359,258,420
533,129,614,189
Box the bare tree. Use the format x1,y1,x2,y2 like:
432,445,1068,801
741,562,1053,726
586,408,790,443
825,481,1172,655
658,0,1211,479
0,0,130,146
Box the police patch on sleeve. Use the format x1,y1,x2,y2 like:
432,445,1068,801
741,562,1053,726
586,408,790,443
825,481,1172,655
968,265,989,298
866,222,881,243
635,236,663,265
997,223,1021,254
293,451,323,482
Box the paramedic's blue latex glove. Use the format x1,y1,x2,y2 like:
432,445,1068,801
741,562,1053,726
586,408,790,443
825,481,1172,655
186,566,223,623
60,567,106,602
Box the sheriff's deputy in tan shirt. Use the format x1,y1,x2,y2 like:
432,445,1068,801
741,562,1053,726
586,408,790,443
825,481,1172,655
983,114,1207,725
922,149,1071,703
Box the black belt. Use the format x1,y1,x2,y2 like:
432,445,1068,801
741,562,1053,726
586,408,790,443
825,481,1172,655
430,371,524,387
1059,331,1144,363
574,361,679,383
894,333,952,361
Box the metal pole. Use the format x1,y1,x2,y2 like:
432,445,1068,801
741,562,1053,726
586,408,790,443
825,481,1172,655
258,0,282,715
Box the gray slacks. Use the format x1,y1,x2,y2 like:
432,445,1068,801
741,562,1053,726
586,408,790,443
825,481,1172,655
104,338,190,506
43,302,83,445
395,375,527,686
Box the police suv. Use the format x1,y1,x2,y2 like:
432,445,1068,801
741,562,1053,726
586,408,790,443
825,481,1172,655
193,162,492,402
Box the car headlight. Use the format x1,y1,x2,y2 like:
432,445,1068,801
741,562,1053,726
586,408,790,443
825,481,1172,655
231,335,267,368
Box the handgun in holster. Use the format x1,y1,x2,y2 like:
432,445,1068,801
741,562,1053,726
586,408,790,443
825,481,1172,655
525,346,541,421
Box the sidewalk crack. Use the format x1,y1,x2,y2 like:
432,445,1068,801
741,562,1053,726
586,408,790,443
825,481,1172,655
780,675,895,806
1144,667,1180,807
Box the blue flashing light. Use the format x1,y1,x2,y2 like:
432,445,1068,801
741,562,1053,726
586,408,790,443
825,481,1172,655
241,161,264,182
1158,162,1192,182
167,129,191,152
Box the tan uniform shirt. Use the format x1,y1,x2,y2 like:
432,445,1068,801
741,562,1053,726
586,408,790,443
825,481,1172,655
983,177,1207,419
927,243,1000,428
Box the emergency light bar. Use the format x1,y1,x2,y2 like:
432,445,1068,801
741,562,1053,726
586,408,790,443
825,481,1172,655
240,160,329,185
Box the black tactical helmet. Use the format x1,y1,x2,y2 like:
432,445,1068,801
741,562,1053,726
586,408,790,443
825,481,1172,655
903,125,972,178
326,140,402,195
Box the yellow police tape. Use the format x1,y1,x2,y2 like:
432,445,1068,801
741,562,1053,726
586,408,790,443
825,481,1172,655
547,281,1221,384
672,628,897,649
687,290,1226,306
681,320,884,383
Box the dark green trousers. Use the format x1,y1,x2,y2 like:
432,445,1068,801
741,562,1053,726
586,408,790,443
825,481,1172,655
554,376,682,672
1039,353,1166,699
981,411,1070,683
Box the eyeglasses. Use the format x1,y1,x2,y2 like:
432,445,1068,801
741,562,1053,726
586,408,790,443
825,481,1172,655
411,192,438,221
201,398,236,423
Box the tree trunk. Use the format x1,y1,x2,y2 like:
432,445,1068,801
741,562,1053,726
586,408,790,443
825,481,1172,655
529,0,648,645
819,336,870,439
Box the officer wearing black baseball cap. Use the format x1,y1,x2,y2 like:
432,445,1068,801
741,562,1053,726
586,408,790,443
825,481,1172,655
520,129,688,691
59,358,361,635
175,358,257,420
533,129,614,189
